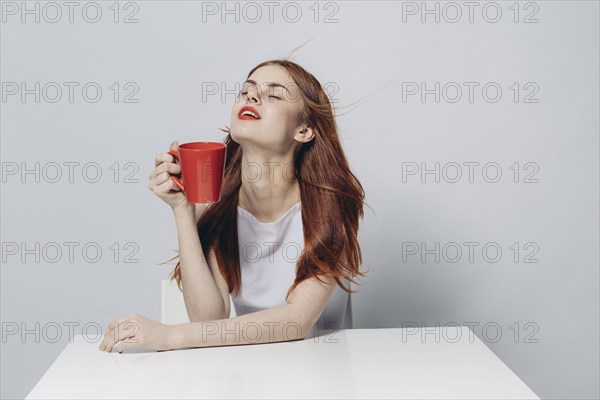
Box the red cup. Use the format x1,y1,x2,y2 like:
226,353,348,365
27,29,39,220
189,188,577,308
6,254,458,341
168,142,227,203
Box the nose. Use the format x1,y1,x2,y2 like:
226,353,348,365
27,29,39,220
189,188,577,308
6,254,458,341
243,85,260,104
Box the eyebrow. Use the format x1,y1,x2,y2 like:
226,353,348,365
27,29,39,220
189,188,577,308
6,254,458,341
243,79,290,94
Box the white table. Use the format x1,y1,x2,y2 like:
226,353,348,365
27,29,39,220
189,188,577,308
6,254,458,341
26,327,539,399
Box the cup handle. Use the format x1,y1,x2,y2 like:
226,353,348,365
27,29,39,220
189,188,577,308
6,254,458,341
167,150,185,192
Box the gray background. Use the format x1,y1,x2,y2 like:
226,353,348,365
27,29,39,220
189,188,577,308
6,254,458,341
1,1,598,399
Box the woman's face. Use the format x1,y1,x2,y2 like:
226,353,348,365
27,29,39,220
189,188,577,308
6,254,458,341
230,65,307,153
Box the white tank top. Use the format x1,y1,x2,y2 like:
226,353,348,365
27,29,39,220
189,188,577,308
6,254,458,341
233,201,352,337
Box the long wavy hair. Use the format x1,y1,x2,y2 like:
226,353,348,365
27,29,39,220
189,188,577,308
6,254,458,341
165,59,370,301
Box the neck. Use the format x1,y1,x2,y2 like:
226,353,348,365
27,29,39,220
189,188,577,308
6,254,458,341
237,149,301,222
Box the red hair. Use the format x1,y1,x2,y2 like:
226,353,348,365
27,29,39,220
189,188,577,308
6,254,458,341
167,59,371,301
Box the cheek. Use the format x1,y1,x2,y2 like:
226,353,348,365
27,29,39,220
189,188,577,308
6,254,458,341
278,105,303,126
273,110,299,134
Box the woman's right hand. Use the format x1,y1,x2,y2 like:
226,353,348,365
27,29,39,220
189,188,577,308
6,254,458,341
148,141,192,211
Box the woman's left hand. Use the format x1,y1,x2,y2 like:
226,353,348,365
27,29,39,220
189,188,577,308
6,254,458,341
98,313,178,353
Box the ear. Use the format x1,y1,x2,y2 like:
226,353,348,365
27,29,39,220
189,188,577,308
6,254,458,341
294,125,315,144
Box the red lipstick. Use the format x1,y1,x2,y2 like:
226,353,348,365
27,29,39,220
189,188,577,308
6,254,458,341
238,106,261,120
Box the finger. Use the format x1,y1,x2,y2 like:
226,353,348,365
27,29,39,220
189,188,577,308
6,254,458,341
147,173,170,193
99,320,121,351
149,161,180,180
154,152,175,168
148,165,162,180
154,153,175,168
99,315,138,352
153,171,175,188
149,170,169,186
169,141,179,153
158,161,181,177
115,338,139,353
156,176,181,193
102,321,138,353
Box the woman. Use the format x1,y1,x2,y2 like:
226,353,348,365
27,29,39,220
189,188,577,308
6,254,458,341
99,59,368,353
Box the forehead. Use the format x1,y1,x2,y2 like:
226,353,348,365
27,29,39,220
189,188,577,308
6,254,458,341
246,65,297,92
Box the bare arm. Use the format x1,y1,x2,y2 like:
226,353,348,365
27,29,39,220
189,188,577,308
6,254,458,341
169,273,338,349
149,144,231,324
173,205,230,322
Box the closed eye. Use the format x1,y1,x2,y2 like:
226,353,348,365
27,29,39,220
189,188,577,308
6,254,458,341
239,91,281,100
